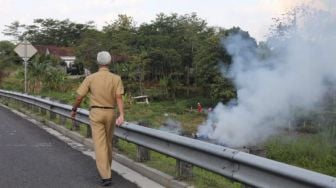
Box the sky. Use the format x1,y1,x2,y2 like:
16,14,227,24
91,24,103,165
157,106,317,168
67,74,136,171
0,0,320,42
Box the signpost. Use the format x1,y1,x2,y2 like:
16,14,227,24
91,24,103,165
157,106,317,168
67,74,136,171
14,40,37,93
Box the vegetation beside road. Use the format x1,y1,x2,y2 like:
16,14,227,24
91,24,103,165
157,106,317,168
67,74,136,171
3,74,336,179
266,130,336,176
1,9,336,187
1,74,336,188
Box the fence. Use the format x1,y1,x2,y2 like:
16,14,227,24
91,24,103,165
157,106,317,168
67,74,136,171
0,89,335,188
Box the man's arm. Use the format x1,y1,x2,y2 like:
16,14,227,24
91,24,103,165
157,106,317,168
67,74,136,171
115,94,124,126
70,95,85,118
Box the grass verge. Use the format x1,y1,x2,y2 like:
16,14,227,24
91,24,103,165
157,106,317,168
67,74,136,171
265,131,336,176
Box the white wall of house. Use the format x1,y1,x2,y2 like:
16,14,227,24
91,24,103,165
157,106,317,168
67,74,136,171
60,56,76,67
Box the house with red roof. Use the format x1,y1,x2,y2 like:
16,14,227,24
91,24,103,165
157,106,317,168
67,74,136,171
34,45,76,68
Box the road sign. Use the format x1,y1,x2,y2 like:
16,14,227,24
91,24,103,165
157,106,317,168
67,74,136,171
14,40,37,61
14,40,37,93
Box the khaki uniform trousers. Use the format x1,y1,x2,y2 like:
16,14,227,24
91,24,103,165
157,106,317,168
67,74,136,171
89,108,115,179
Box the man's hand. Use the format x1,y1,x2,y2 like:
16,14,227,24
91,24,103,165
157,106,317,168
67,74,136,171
116,93,124,127
70,95,84,119
115,115,124,127
70,110,77,119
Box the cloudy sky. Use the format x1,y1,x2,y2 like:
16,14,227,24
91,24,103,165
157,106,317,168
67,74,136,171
0,0,322,42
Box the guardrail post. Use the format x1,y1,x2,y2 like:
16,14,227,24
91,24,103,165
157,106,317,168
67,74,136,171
33,103,38,113
86,125,92,138
112,137,119,148
19,98,25,108
40,96,47,116
49,99,57,120
0,96,5,105
59,115,67,126
7,97,11,106
58,100,67,126
32,96,40,113
72,120,80,131
136,145,150,162
40,107,46,116
136,122,150,162
176,159,193,180
23,100,30,110
9,97,13,106
28,102,33,111
2,96,9,106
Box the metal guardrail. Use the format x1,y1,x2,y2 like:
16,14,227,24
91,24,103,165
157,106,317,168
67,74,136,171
0,89,335,188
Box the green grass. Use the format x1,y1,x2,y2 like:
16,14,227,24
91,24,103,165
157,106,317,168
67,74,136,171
79,124,89,137
265,131,336,176
117,140,137,160
125,101,205,135
192,168,241,188
1,68,24,92
116,139,241,188
40,90,77,103
145,151,177,176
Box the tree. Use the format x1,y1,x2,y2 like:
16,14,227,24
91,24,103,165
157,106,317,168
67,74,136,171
193,27,246,102
0,40,21,86
128,51,150,95
2,21,25,42
0,40,19,65
75,29,106,72
177,13,208,87
103,14,137,55
75,15,137,73
135,13,211,98
72,13,256,101
2,19,95,46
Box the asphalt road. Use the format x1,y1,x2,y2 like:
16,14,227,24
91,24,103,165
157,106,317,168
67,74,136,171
0,106,138,188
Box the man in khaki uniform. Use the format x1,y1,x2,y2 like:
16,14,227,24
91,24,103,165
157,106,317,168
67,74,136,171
70,51,124,186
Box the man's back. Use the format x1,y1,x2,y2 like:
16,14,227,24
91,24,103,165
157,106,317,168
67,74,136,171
76,67,124,107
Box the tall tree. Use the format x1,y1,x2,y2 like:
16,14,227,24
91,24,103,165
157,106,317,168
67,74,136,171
2,21,25,42
75,29,106,72
103,14,137,55
128,51,150,95
2,19,95,46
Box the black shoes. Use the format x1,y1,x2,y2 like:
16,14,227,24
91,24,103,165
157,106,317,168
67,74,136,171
101,178,112,186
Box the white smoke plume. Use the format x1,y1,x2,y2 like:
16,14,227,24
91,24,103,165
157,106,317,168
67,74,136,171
198,2,336,147
159,117,182,135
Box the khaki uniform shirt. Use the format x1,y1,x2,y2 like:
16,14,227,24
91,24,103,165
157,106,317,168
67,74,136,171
76,67,124,107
